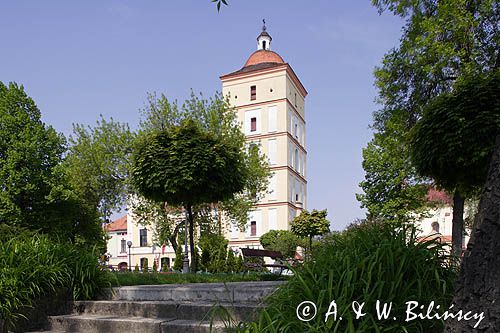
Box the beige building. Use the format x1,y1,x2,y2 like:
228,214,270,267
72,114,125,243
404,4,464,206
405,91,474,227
105,213,176,271
416,189,471,254
220,24,308,250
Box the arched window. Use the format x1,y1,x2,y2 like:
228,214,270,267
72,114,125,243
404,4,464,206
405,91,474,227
431,222,440,233
140,257,149,271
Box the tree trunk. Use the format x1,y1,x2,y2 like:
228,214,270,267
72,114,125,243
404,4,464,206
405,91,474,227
452,190,465,257
168,221,184,253
445,137,500,332
187,204,197,272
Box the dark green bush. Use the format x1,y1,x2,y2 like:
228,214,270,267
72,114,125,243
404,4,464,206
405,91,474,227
241,222,458,332
0,228,109,331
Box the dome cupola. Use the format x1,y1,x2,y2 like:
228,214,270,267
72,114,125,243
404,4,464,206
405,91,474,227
257,19,272,51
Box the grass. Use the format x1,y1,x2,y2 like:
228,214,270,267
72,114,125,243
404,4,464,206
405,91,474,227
108,271,287,287
229,222,458,333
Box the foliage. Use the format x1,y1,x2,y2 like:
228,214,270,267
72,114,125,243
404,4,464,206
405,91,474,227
109,271,285,287
212,0,228,12
132,92,270,272
152,260,158,272
410,70,500,255
410,71,500,194
225,248,237,273
173,237,184,271
360,0,499,221
0,228,110,331
291,209,330,251
0,82,65,232
259,230,302,259
134,264,140,273
198,233,228,273
64,116,135,220
240,222,458,332
0,82,105,248
357,118,429,222
132,118,247,206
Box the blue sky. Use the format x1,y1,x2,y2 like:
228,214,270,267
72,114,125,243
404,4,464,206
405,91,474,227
0,1,404,230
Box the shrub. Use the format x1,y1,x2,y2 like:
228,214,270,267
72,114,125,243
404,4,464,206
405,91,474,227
242,222,458,332
0,229,109,331
259,230,302,259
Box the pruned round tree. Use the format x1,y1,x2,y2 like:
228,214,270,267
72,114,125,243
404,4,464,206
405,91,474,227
132,117,250,272
291,209,330,253
410,71,500,256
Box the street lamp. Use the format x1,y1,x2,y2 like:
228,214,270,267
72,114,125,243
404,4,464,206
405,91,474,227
182,209,190,273
127,241,132,272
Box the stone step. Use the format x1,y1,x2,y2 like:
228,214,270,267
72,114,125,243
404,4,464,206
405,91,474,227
48,314,172,333
161,319,226,333
47,314,227,333
73,300,260,322
103,281,284,303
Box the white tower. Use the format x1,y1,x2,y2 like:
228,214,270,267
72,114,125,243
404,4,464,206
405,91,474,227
221,23,307,250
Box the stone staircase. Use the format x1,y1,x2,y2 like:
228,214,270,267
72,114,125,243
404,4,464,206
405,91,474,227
30,281,283,333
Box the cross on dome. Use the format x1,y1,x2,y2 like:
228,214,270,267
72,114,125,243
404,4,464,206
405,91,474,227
257,19,272,50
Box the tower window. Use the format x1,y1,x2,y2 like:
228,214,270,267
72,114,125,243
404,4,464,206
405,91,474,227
250,117,257,132
262,41,267,50
250,221,257,236
250,85,256,100
120,239,126,253
431,222,440,233
294,93,297,107
140,228,148,247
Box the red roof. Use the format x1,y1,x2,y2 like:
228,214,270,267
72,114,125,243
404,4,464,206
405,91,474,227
104,215,127,232
244,50,285,67
426,188,452,205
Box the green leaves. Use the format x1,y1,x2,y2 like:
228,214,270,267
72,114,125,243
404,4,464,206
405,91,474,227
259,230,302,259
410,70,500,194
212,0,228,12
64,115,135,220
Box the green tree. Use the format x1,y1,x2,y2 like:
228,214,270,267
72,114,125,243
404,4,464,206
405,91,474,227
259,230,301,259
173,236,184,271
64,116,135,221
198,233,228,273
0,82,102,247
410,71,500,256
132,93,269,272
0,82,66,231
360,0,499,225
225,248,236,273
291,209,330,253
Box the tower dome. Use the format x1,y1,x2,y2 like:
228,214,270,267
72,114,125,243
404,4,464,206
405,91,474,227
243,20,285,68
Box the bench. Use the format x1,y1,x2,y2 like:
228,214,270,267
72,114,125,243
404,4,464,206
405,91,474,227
240,248,289,274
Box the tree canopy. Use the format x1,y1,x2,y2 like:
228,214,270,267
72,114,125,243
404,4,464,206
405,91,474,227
359,0,499,222
291,209,330,252
410,71,500,193
132,92,270,272
64,116,134,220
259,229,302,259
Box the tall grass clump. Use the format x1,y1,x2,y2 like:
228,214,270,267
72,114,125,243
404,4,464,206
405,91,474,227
240,222,458,333
0,226,109,331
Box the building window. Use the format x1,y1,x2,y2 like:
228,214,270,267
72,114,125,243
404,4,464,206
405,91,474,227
294,123,298,138
250,117,257,132
250,221,257,236
294,93,297,107
140,257,148,271
431,222,440,233
262,41,267,49
140,228,147,247
120,239,126,253
161,257,170,271
250,85,256,100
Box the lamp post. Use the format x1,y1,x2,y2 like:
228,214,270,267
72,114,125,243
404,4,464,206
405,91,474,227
182,209,190,273
127,241,132,271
